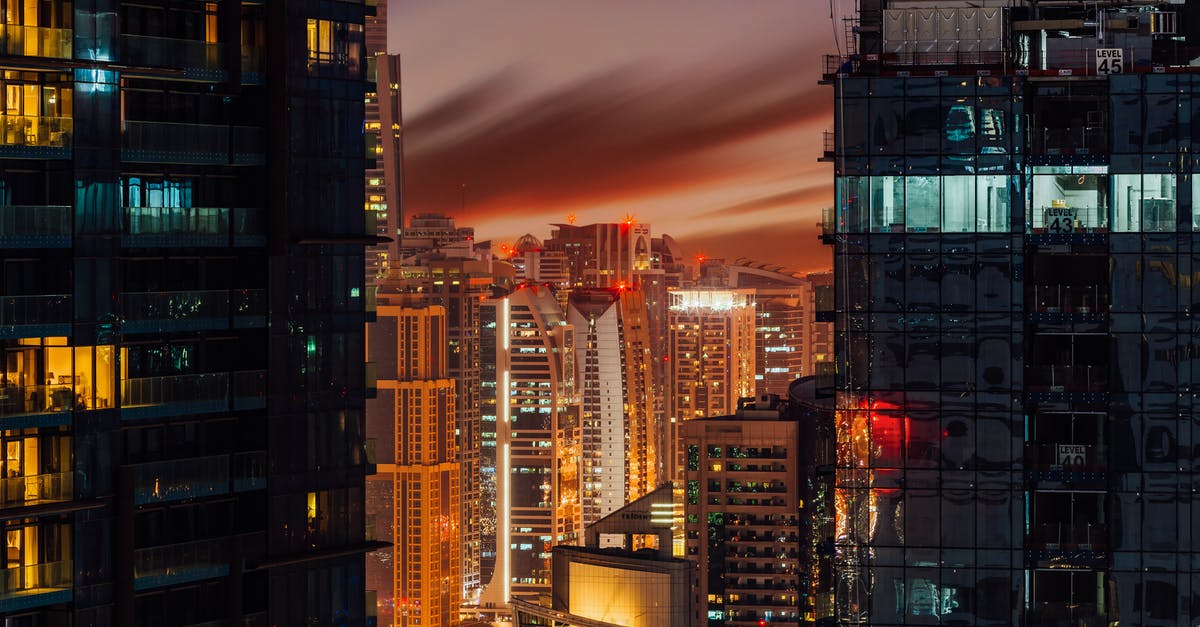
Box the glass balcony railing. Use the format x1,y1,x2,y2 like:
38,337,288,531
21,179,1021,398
233,207,266,245
134,537,228,587
1030,284,1109,315
231,451,266,492
0,560,72,600
0,295,71,329
0,383,74,421
1030,522,1108,550
0,471,73,507
121,34,222,72
0,115,72,149
232,370,266,406
121,372,230,416
233,289,266,319
122,290,230,333
122,206,266,246
122,122,263,163
1028,365,1107,393
0,206,71,244
134,455,229,504
1033,126,1107,156
0,24,72,59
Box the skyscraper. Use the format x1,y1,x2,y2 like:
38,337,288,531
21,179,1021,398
363,0,402,281
566,287,657,526
681,395,804,627
367,299,461,627
666,288,756,481
0,1,375,624
544,221,654,290
827,2,1200,623
478,283,581,609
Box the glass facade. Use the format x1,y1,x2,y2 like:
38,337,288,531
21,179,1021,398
0,0,374,624
828,4,1200,625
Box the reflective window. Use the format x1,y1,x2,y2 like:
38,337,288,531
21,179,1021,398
1113,173,1176,232
1029,167,1108,232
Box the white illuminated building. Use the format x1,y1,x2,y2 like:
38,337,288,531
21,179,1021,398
666,288,756,481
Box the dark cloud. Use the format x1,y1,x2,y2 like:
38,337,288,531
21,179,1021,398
682,220,832,275
697,186,830,219
403,44,831,219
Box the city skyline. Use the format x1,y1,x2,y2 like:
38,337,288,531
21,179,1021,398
388,0,847,273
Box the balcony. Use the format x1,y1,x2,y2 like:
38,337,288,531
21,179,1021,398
0,471,73,508
120,369,265,419
0,24,72,59
122,206,266,247
133,455,230,505
122,121,264,165
1029,284,1109,324
0,295,71,339
0,383,73,429
0,205,71,247
134,537,228,590
0,114,71,159
1032,126,1107,156
233,289,267,328
120,34,223,80
232,451,266,492
1028,522,1108,568
0,560,72,613
820,131,835,162
1026,366,1107,403
121,290,230,334
1024,603,1105,627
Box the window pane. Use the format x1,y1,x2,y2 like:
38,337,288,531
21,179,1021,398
905,176,940,230
942,175,974,232
870,176,904,231
977,174,1010,232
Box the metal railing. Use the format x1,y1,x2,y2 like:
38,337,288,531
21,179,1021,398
133,455,229,504
1034,126,1107,156
0,471,73,507
0,560,72,597
0,206,71,238
120,34,222,70
1030,284,1109,314
232,451,266,491
0,24,72,59
0,115,72,148
820,206,836,236
822,130,836,154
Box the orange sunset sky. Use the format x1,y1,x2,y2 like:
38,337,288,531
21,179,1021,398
389,0,843,273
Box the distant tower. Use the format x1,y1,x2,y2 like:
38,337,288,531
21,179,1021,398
365,2,403,281
567,287,658,526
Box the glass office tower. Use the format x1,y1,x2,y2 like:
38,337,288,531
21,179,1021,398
826,2,1200,625
0,1,375,624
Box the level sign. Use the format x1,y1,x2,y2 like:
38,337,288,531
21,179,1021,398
1096,48,1124,75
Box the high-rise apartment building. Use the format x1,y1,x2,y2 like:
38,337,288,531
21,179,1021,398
478,284,581,609
666,289,756,481
364,0,402,281
0,1,374,624
366,300,461,627
545,221,654,289
826,2,1200,624
399,213,475,260
681,395,804,627
566,287,657,525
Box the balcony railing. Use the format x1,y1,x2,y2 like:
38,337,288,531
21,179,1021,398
0,24,72,59
0,560,72,599
0,383,74,422
122,121,264,164
232,369,266,409
1024,604,1104,627
1027,365,1107,393
134,537,228,588
122,206,266,246
232,451,266,492
120,34,222,72
1030,522,1108,550
1030,284,1108,315
134,455,230,505
0,115,72,149
121,290,230,333
0,471,73,507
1033,126,1107,156
0,295,71,333
122,372,228,407
0,205,71,245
